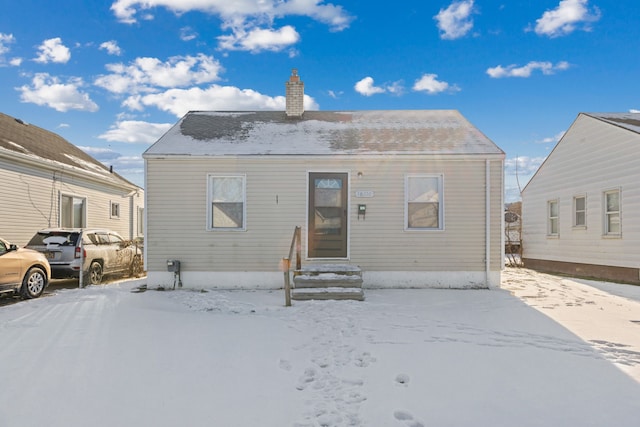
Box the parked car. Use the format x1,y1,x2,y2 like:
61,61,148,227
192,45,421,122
26,228,143,285
0,237,51,299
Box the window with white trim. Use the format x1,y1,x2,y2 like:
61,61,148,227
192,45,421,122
573,195,586,227
604,189,621,235
405,174,443,230
60,194,86,228
207,175,246,230
110,201,120,219
548,200,559,236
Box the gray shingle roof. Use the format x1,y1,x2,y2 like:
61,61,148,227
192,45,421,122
0,112,138,189
585,113,640,135
144,110,504,157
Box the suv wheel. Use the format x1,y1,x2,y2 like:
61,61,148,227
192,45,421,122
20,267,47,299
88,261,103,285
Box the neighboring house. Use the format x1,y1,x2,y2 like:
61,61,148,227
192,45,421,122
522,112,640,284
143,70,505,290
0,112,144,246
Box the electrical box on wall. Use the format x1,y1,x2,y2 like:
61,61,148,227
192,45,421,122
358,204,366,220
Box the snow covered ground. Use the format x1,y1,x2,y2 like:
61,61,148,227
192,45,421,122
2,268,640,427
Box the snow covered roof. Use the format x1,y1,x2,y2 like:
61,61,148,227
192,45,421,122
0,112,139,190
144,110,504,157
585,112,640,135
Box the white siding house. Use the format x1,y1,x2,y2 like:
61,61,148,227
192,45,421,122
143,71,505,290
0,112,144,246
522,112,640,283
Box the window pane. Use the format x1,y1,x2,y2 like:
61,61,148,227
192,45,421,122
549,201,558,217
72,199,85,227
575,211,585,226
212,202,243,228
408,177,439,203
550,218,558,235
315,178,342,189
575,197,585,211
607,213,620,233
606,192,619,212
61,196,72,228
408,202,439,228
212,178,243,202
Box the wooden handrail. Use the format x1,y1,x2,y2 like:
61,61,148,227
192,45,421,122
282,226,302,307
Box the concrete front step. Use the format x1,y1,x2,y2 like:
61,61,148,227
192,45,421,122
291,264,364,301
293,273,363,289
291,287,365,301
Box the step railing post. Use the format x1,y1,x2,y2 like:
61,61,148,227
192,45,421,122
282,257,291,307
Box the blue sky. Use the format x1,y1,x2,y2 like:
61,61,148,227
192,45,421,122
1,0,638,202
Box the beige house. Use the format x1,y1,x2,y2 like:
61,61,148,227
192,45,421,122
143,71,505,290
522,112,640,284
0,112,144,246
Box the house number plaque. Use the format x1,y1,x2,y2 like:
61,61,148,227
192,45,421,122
355,190,374,198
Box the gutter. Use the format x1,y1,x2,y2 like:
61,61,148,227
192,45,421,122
485,159,491,287
0,147,139,193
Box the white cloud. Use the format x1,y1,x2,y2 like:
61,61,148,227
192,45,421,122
487,61,570,78
98,120,172,144
535,131,565,144
180,27,198,41
505,156,546,176
122,84,319,117
630,109,640,114
111,0,352,53
94,53,223,94
18,73,98,112
34,37,71,64
354,77,386,96
0,33,15,55
217,25,300,52
412,74,459,95
0,33,20,67
100,40,122,56
434,0,476,40
533,0,601,38
111,0,353,30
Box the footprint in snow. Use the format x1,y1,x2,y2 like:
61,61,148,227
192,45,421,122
394,410,424,427
395,373,410,386
354,351,376,367
296,367,317,391
279,359,292,371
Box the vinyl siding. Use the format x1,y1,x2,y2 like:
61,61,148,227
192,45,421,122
0,159,144,245
522,114,640,269
146,156,503,274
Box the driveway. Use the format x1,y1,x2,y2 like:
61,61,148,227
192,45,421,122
502,267,640,382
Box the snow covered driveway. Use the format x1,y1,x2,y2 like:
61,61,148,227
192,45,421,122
502,267,640,382
1,274,640,427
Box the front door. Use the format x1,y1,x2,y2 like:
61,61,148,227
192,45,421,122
308,172,348,258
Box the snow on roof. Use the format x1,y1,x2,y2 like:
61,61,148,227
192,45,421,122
0,112,139,190
585,112,640,135
144,110,504,157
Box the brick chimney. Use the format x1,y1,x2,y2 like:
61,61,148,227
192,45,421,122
285,68,304,118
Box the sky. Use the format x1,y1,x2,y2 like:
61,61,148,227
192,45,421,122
1,0,638,202
2,270,640,426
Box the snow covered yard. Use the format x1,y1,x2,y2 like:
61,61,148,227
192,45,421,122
2,271,640,427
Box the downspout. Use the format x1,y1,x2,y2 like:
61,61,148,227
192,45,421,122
129,195,134,240
485,159,491,288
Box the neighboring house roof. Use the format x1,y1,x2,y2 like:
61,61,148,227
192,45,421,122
0,112,139,190
584,112,640,135
144,110,504,157
522,112,640,195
